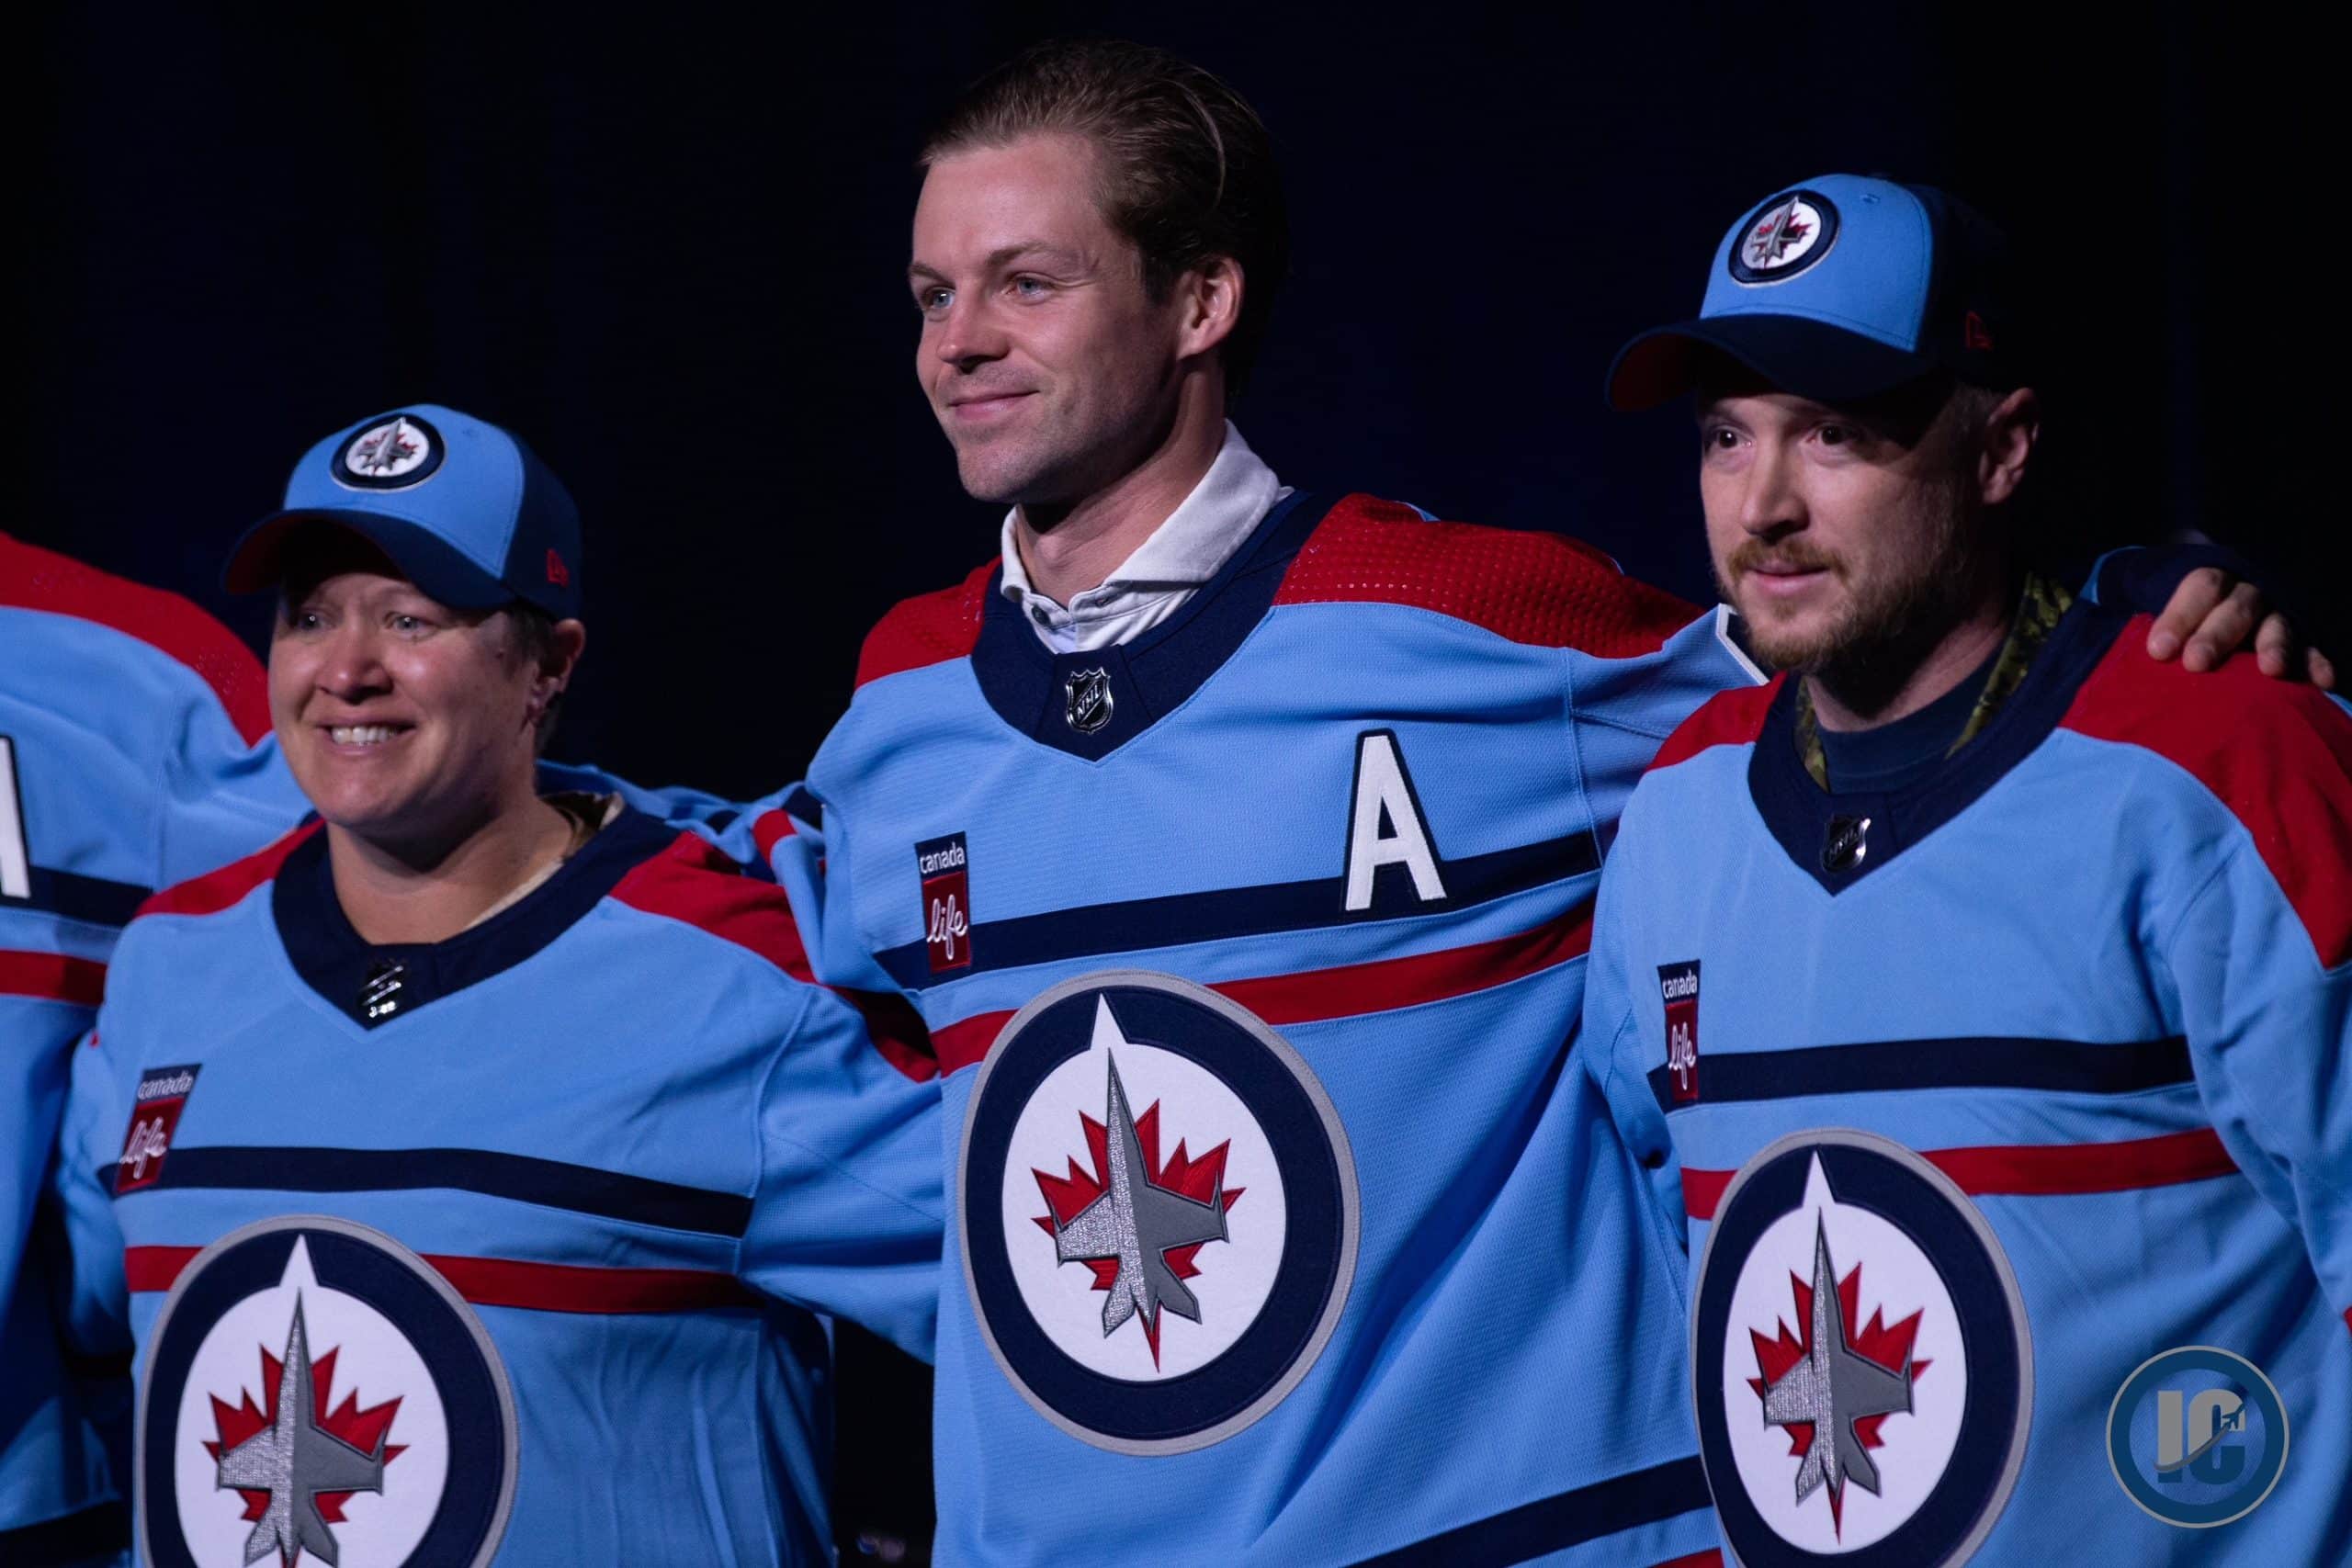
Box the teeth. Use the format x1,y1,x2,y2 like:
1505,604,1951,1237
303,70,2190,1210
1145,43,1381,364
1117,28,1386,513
330,725,397,746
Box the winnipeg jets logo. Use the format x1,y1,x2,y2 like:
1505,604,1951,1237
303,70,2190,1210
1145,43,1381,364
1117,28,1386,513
963,973,1356,1453
207,1292,401,1565
1033,1045,1240,1367
141,1218,516,1568
1694,1132,2030,1565
1747,1211,1924,1538
1730,190,1838,284
332,413,444,491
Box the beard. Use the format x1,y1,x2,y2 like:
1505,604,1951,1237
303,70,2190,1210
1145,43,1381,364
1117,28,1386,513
1721,478,1997,718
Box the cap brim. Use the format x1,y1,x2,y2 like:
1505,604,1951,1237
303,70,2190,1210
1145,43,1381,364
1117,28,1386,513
224,511,512,609
1606,315,1939,411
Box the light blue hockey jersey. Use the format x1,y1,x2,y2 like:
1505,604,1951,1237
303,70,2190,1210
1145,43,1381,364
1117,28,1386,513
745,491,1762,1565
55,806,943,1566
1,532,307,1554
1582,599,2352,1564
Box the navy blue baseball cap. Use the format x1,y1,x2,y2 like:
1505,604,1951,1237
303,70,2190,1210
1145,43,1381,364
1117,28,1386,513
1607,174,2023,410
226,405,583,618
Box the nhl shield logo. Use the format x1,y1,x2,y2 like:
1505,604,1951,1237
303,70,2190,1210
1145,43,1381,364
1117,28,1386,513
334,413,444,491
1693,1130,2031,1566
1728,190,1840,285
959,971,1358,1454
138,1215,516,1568
1063,668,1114,735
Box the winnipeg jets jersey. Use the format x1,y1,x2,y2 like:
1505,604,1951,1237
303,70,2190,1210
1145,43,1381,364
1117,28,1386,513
54,807,943,1567
1,533,306,1551
1583,602,2352,1564
755,491,1760,1565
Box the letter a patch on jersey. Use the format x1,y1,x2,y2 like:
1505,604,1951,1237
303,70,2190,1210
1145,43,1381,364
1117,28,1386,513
1344,730,1446,913
1658,961,1701,1106
117,1063,201,1193
918,832,974,974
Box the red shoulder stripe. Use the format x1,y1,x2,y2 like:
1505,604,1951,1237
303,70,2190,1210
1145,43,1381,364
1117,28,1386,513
854,559,996,689
0,533,272,745
610,830,816,979
2061,616,2352,967
1272,494,1700,656
751,807,797,865
1645,675,1785,773
137,820,321,920
608,831,937,1082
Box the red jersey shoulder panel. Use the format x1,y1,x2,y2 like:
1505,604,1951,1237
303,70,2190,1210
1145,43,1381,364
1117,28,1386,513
137,820,322,920
1645,674,1787,774
2061,615,2352,968
1271,494,1701,656
0,532,272,745
854,558,997,689
609,829,818,982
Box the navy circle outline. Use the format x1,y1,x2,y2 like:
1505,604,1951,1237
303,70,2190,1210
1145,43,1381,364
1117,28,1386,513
1727,189,1841,285
2106,1345,2290,1528
958,969,1358,1455
137,1214,517,1568
1691,1129,2032,1568
333,413,445,491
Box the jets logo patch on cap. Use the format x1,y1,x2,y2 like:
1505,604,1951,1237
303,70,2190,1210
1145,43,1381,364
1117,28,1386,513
959,971,1358,1454
1729,190,1840,285
1692,1130,2031,1566
334,413,444,491
138,1215,516,1568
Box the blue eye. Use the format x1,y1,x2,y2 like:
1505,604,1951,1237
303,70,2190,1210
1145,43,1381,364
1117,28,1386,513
1012,276,1051,299
918,287,953,314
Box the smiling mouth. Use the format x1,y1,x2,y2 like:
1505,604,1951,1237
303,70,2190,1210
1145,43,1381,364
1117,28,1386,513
324,724,409,747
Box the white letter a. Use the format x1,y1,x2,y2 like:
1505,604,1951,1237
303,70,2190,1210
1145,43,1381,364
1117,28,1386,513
1345,731,1446,912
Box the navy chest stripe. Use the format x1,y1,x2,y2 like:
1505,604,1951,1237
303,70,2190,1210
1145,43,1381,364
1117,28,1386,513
1347,1454,1709,1567
1648,1033,2191,1111
106,1145,752,1238
8,864,149,929
878,829,1599,991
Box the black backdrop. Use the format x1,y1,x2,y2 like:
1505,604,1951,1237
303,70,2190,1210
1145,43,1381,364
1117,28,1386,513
25,5,2335,1558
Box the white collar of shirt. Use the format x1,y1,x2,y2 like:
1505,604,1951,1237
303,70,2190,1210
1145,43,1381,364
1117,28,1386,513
999,421,1289,654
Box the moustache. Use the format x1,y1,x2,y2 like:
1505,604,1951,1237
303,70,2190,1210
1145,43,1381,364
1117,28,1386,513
1727,540,1845,579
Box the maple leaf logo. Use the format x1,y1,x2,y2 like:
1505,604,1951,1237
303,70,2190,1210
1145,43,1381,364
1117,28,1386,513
1747,1245,1926,1539
1032,1072,1243,1368
204,1337,406,1540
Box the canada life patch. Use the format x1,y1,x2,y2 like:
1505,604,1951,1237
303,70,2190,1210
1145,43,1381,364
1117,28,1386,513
138,1215,516,1568
1657,962,1701,1106
917,832,972,974
117,1064,200,1194
959,971,1358,1454
1692,1130,2032,1567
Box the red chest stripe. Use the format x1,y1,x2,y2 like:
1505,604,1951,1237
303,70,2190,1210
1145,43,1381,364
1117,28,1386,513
1680,1126,2237,1221
0,950,106,1008
929,899,1594,1076
125,1245,759,1313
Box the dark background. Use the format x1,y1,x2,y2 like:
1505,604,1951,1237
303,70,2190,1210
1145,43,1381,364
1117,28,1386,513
24,6,2335,1559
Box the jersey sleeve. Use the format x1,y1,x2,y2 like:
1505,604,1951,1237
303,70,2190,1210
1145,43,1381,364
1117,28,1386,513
740,981,944,1360
50,1031,133,1371
2166,830,2352,1328
1567,604,1764,858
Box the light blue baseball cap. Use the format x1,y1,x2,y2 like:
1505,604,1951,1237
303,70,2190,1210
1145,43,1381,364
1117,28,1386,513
1608,174,2021,410
226,404,583,618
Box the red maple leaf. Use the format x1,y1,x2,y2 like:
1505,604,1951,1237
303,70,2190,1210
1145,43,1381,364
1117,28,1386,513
1031,1100,1244,1297
1746,1259,1928,1533
203,1337,405,1530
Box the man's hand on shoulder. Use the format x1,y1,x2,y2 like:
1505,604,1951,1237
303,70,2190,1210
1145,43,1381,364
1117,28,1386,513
2146,565,2335,689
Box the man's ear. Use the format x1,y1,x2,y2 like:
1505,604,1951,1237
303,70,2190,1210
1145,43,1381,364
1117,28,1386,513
1978,386,2041,507
1176,254,1245,362
534,619,588,716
